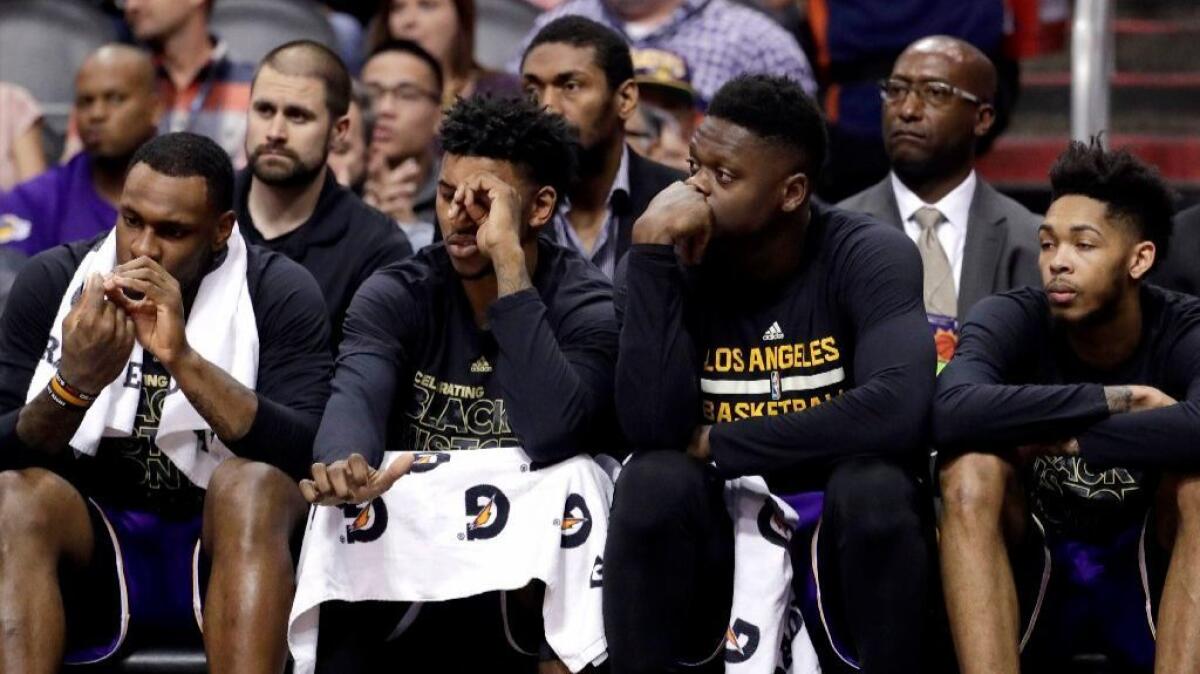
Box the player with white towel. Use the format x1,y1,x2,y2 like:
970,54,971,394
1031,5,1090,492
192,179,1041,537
299,95,619,673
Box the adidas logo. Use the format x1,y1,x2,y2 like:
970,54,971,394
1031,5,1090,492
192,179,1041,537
470,356,493,374
762,321,784,341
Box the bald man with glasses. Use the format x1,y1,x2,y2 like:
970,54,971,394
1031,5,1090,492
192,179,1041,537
840,35,1040,368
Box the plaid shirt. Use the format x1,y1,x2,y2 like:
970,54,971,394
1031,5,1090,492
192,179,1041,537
521,0,815,106
157,40,254,166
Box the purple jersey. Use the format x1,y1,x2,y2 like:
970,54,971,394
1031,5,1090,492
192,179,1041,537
0,153,116,256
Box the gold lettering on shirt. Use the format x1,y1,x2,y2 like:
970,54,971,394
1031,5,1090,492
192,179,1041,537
703,337,841,375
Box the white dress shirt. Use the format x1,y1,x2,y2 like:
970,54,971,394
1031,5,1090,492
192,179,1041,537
890,170,977,291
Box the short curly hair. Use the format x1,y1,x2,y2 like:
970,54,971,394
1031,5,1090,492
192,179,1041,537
439,95,578,197
130,132,233,217
707,74,827,182
523,16,634,91
1050,137,1176,260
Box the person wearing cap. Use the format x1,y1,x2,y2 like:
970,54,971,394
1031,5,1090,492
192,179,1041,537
521,16,683,279
520,0,815,108
626,48,699,172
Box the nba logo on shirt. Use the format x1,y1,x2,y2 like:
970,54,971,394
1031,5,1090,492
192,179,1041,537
770,371,782,401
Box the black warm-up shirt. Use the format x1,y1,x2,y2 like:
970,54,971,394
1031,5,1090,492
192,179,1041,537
236,170,413,346
934,285,1200,538
615,202,935,491
313,238,619,467
0,234,333,511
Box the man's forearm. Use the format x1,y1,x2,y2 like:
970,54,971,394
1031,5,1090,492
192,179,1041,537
1104,385,1134,413
168,348,259,442
15,392,88,454
493,244,532,298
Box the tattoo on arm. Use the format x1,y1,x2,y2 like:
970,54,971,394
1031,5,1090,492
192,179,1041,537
494,250,533,299
1105,385,1133,414
170,350,259,442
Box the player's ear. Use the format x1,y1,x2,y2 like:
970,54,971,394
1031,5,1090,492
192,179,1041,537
780,172,810,213
527,186,557,231
1128,240,1156,280
213,210,236,250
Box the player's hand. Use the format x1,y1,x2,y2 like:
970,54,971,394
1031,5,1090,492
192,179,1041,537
364,156,422,223
103,256,189,367
300,452,416,506
446,171,524,262
537,660,572,674
59,273,136,394
1104,385,1178,414
1130,385,1177,412
631,181,713,264
686,425,712,461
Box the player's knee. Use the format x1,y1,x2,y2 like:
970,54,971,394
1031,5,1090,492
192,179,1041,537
611,451,708,536
1170,473,1200,521
939,452,1010,525
825,458,921,540
205,459,301,548
0,468,78,550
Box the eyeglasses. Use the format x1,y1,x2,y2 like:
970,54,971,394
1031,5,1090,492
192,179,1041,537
879,78,984,108
364,82,440,107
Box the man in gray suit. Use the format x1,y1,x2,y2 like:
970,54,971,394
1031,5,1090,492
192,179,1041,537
839,35,1039,359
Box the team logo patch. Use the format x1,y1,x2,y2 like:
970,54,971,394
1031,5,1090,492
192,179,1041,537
589,556,604,588
557,493,593,549
462,484,510,540
0,214,31,244
756,501,791,547
409,451,452,473
762,321,785,342
724,618,761,663
340,498,389,543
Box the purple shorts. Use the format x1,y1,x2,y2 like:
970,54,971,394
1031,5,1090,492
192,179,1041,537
779,491,867,671
1015,514,1164,670
781,492,1163,672
62,499,205,664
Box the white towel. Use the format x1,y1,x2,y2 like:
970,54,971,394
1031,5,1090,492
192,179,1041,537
288,448,614,674
25,226,259,489
722,477,822,674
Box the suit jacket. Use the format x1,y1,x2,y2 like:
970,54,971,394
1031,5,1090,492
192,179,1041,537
544,147,684,268
1150,203,1200,295
838,175,1042,317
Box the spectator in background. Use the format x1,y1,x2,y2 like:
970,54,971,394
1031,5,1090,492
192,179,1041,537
0,46,160,257
807,0,1006,202
520,0,816,107
361,40,444,250
235,41,411,347
366,0,521,106
627,48,699,172
328,82,372,195
0,83,46,192
124,0,254,164
521,17,682,279
321,5,367,75
838,36,1039,369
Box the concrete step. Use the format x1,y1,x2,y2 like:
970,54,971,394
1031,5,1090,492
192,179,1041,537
978,134,1200,187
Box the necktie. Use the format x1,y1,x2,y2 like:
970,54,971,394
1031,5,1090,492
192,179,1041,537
914,206,956,318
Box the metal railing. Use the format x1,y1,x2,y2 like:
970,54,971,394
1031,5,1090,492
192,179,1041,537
1071,0,1114,145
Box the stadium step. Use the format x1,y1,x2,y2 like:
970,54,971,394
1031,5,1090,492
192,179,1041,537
982,0,1200,205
